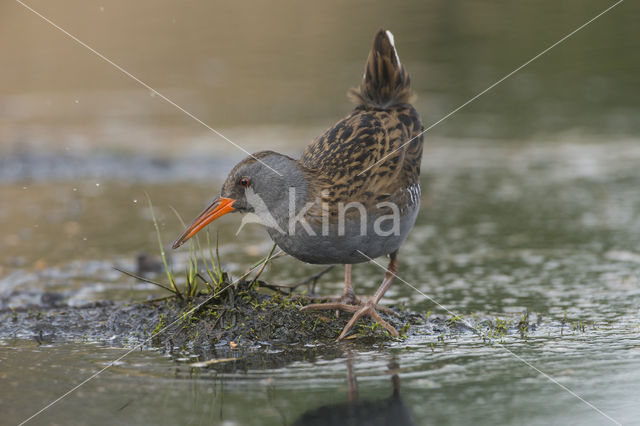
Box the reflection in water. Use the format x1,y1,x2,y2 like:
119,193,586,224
293,357,415,426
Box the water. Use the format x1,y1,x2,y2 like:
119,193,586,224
2,1,640,425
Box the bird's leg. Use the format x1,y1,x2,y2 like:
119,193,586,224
336,252,400,341
302,263,400,316
301,263,397,315
301,252,401,340
333,264,358,317
341,264,357,303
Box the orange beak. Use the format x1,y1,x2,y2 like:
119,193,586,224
171,197,236,249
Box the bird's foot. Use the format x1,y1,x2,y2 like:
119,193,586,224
301,299,400,341
337,301,399,341
301,295,399,317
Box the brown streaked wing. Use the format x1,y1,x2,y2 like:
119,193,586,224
300,105,423,210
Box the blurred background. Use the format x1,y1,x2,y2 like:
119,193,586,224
2,0,638,157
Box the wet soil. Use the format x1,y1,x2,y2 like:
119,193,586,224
0,279,515,363
0,280,418,348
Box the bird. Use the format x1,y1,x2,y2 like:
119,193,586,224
172,28,424,341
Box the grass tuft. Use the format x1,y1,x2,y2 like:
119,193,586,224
116,196,286,304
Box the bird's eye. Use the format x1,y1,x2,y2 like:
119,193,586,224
239,177,251,187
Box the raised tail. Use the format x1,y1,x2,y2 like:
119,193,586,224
348,28,412,109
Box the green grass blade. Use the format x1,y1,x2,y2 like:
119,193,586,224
146,194,182,300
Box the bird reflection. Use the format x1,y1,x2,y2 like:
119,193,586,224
292,358,415,426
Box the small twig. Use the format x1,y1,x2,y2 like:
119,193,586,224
137,295,174,305
254,281,289,295
255,265,335,297
298,265,334,293
279,265,336,294
114,267,177,294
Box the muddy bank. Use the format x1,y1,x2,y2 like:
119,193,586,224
0,279,543,363
0,280,420,347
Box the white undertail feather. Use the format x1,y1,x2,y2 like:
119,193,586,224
385,30,401,66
